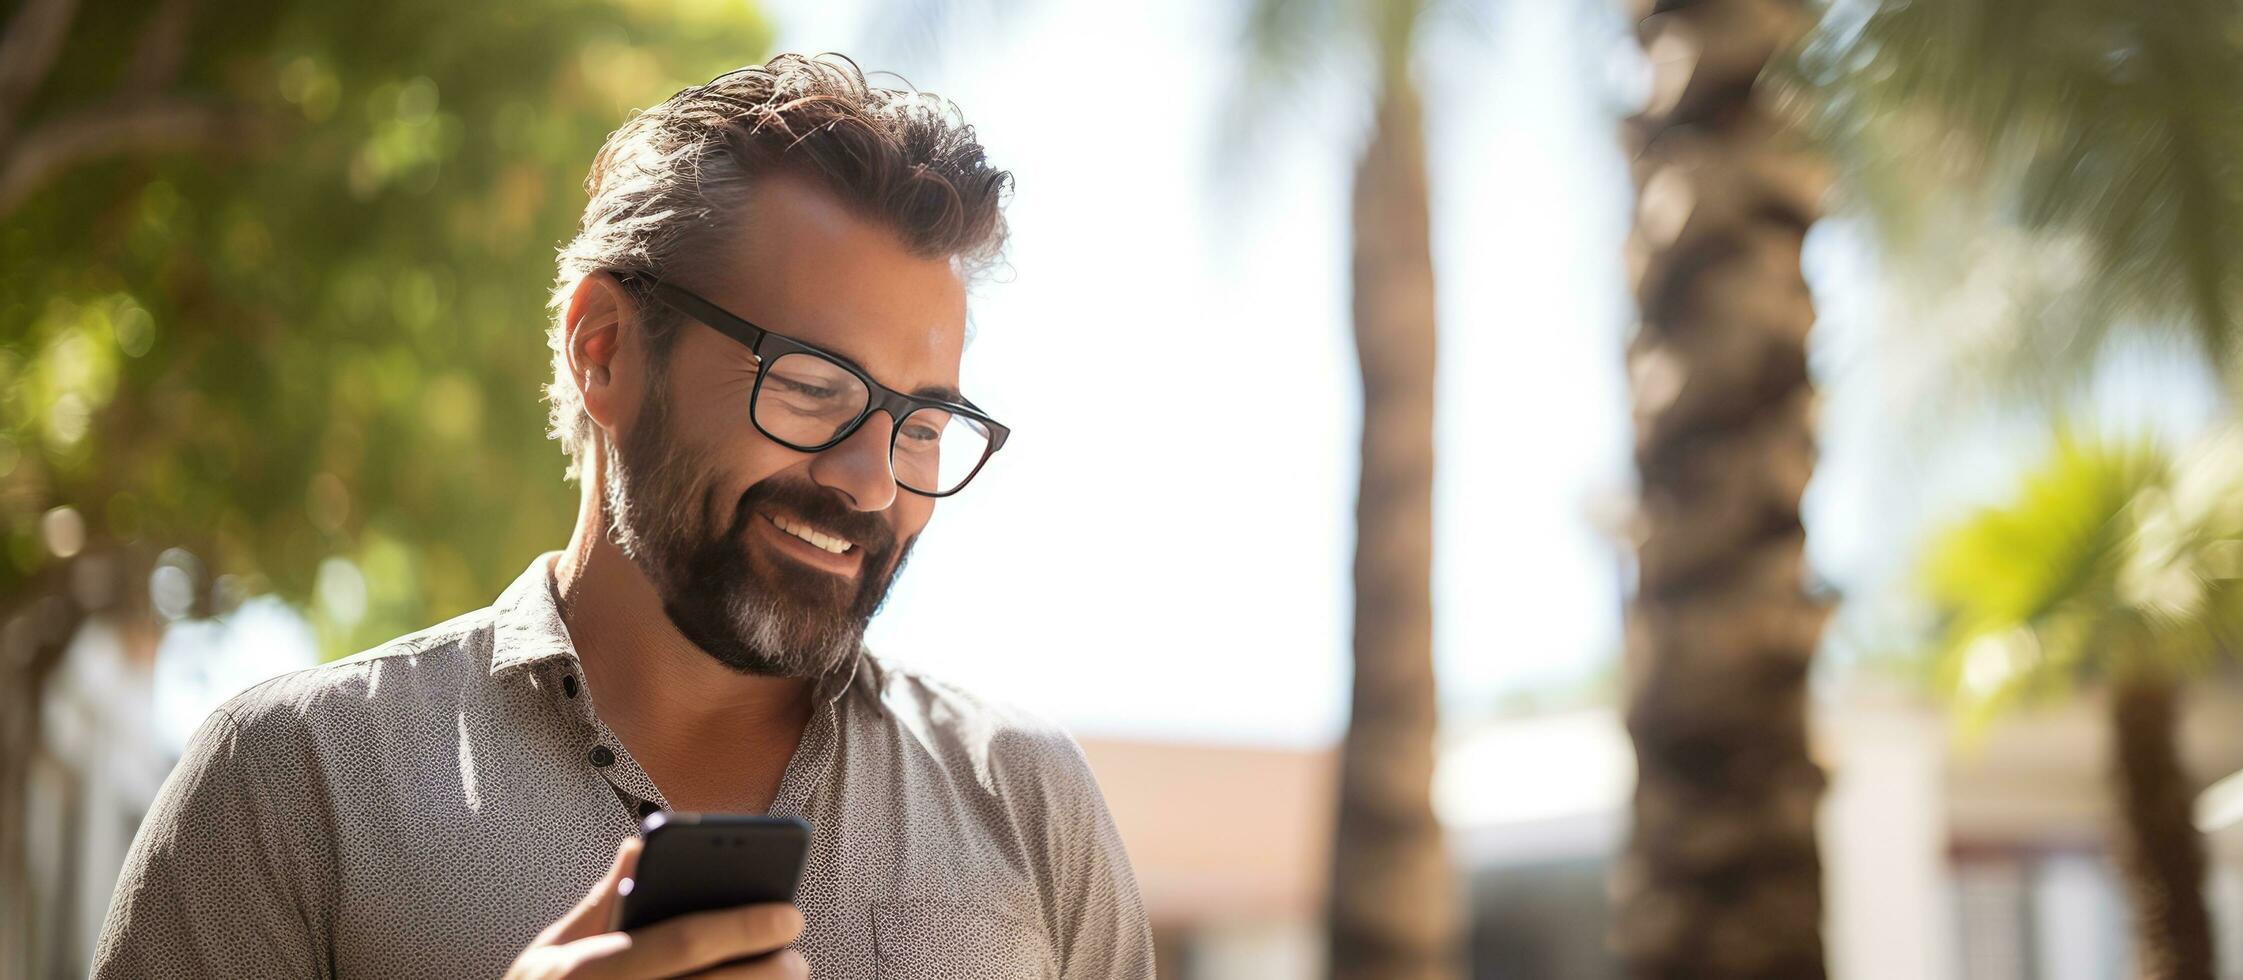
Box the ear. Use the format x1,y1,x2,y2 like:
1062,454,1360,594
562,272,649,435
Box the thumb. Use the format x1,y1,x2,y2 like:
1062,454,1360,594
541,836,642,946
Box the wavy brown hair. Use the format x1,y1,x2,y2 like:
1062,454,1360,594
545,53,1012,479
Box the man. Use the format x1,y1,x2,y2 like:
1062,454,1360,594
92,53,1154,980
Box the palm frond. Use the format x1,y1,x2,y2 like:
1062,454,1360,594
1919,431,2160,715
1799,0,2243,390
1917,427,2243,729
1921,431,2158,634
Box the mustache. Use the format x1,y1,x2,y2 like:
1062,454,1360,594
731,477,898,555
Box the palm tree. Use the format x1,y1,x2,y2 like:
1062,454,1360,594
1233,1,1459,974
1797,5,2243,976
1919,431,2243,980
1611,0,1833,975
1613,0,2243,973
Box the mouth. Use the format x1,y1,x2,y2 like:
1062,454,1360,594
769,512,855,554
755,510,866,577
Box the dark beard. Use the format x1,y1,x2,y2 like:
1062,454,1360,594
603,386,914,679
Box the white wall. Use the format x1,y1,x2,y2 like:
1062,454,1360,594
1821,693,1961,980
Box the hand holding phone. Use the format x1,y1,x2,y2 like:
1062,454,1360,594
501,813,812,980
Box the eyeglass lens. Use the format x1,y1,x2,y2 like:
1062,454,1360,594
752,351,993,494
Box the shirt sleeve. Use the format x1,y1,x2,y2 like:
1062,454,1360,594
1056,774,1156,980
90,705,332,980
999,726,1157,980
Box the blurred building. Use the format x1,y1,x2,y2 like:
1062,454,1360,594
1082,680,2243,980
19,620,171,979
16,605,317,980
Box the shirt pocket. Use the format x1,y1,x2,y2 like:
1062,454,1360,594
872,899,1058,980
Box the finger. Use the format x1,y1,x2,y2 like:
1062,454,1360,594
540,837,643,946
598,903,804,977
680,948,810,980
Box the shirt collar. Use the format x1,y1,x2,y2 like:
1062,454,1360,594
487,551,870,710
487,552,578,677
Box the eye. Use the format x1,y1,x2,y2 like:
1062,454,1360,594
900,423,942,444
768,374,841,400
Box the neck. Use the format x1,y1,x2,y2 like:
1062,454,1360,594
553,469,812,775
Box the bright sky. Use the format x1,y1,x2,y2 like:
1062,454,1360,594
760,0,1639,747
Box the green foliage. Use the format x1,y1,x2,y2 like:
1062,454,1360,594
1799,0,2243,397
1918,430,2243,729
0,0,772,655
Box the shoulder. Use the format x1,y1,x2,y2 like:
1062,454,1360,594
857,652,1102,801
208,604,500,749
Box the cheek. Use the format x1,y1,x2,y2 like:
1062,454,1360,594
671,393,800,486
732,439,807,490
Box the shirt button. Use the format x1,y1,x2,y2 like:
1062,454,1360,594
589,745,615,767
561,674,578,698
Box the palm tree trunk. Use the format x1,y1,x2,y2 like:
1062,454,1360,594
1327,75,1459,980
2109,678,2213,980
1612,0,1832,976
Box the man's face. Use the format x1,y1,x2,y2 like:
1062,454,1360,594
603,174,969,678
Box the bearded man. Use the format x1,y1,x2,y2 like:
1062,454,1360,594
92,53,1154,980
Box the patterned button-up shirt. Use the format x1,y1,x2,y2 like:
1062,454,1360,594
92,553,1155,979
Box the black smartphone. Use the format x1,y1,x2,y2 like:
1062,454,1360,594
611,811,812,933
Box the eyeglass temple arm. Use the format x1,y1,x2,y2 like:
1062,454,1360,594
626,274,768,351
622,271,1001,442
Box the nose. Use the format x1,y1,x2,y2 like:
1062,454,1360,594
808,411,899,512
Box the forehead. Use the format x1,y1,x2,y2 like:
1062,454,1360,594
687,174,968,393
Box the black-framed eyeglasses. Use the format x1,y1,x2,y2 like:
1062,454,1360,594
619,273,1010,498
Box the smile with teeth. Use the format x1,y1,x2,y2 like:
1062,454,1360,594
769,513,855,555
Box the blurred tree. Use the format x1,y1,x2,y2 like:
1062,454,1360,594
1231,1,1459,976
1611,0,1833,976
1919,432,2243,980
0,0,770,969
